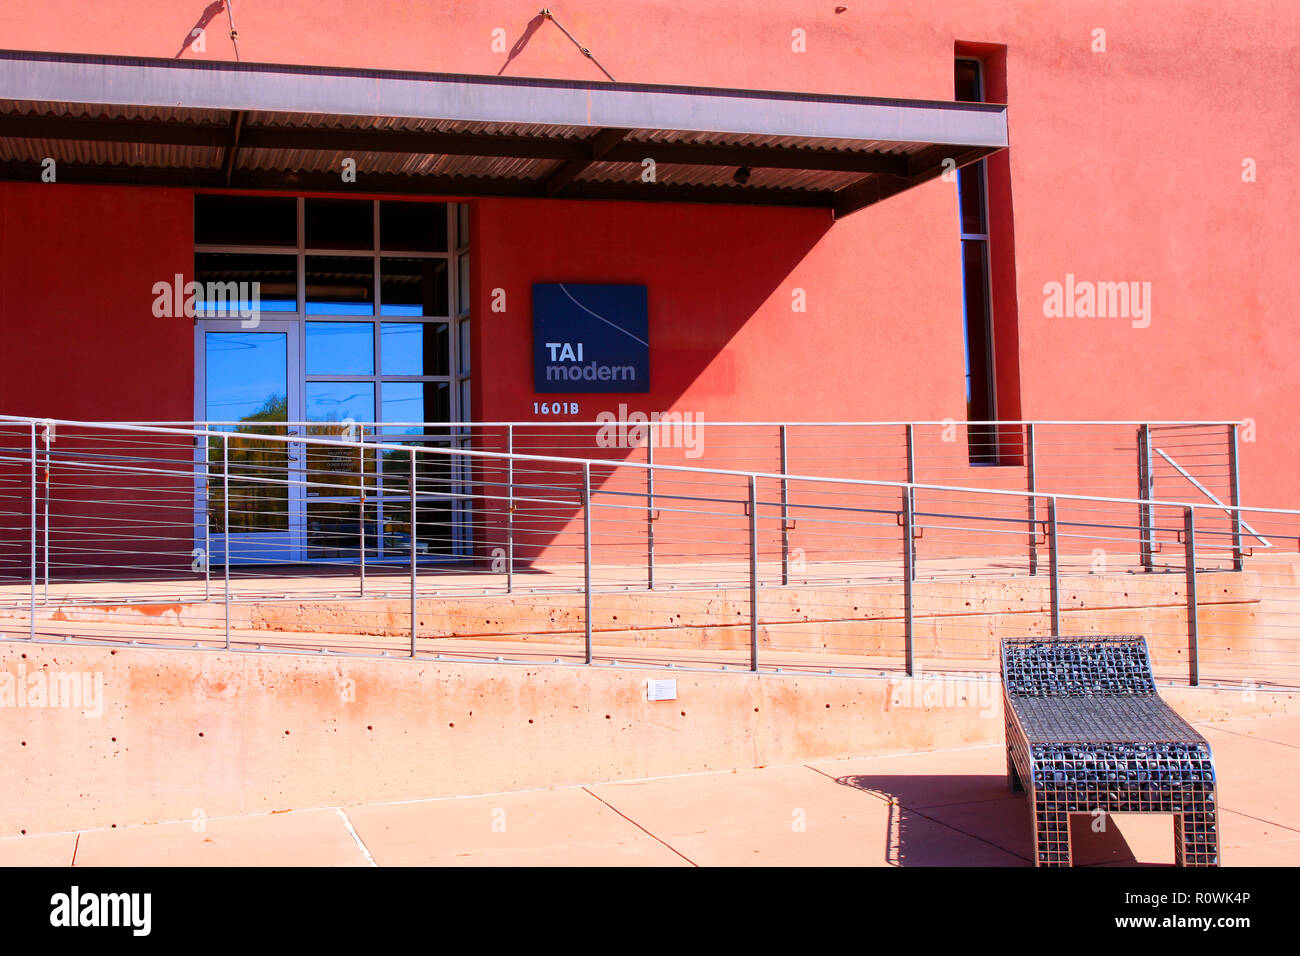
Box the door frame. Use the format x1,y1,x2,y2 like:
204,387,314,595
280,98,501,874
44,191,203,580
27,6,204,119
194,319,305,565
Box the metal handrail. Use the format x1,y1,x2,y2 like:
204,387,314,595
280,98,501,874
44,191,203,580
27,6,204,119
90,419,1247,427
0,414,1293,689
0,414,1265,515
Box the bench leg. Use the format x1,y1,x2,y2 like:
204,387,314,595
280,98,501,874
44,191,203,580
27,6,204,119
1005,708,1024,793
1007,748,1024,793
1175,805,1220,867
1033,801,1072,867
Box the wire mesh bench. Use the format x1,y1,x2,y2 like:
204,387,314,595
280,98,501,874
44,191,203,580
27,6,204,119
1001,636,1219,867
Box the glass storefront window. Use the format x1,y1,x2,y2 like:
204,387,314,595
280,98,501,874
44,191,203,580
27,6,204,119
196,195,296,246
381,200,448,252
306,382,375,425
196,196,471,562
305,198,373,249
381,381,449,430
305,256,374,315
194,252,298,315
306,322,375,375
379,257,449,316
381,322,448,376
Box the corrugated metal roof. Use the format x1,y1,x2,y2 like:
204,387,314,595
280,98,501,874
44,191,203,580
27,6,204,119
0,50,1009,217
0,137,222,169
578,160,863,192
237,146,561,181
0,98,231,125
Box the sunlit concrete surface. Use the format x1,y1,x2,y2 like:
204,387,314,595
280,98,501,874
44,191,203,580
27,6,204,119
3,553,1297,689
1,615,1295,690
0,553,1267,606
2,715,1295,867
2,552,1293,686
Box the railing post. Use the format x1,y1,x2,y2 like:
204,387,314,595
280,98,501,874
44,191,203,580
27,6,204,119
28,423,36,640
902,486,914,676
42,427,50,603
780,424,790,586
410,449,418,658
646,435,655,590
223,433,231,650
358,426,366,597
583,462,593,665
749,473,759,672
1138,424,1154,571
905,423,917,580
1184,505,1200,686
203,430,211,601
506,424,514,593
1228,423,1244,572
1047,496,1060,634
1027,423,1038,576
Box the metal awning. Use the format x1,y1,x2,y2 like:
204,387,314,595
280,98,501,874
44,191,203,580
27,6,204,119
0,49,1008,218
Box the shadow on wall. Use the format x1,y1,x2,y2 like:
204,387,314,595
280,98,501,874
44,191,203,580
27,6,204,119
473,201,833,568
835,774,1158,867
176,1,230,59
497,13,548,76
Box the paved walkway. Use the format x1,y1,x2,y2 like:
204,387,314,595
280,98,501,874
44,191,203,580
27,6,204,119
3,714,1297,866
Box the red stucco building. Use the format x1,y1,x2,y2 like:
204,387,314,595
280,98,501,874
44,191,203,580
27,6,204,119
0,0,1296,543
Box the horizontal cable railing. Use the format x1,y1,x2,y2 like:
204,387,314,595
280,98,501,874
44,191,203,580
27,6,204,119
0,415,1292,689
109,418,1243,509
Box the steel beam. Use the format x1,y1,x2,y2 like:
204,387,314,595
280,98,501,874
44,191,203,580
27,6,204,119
545,127,629,196
0,49,1010,150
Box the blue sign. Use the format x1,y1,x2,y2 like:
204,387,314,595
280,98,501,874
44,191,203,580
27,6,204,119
533,283,649,393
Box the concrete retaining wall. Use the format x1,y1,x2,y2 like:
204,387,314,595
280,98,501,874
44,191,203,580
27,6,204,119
2,641,1295,838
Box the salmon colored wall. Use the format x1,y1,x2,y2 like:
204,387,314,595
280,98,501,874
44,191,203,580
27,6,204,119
469,198,959,422
0,183,194,420
0,185,195,574
0,1,1296,508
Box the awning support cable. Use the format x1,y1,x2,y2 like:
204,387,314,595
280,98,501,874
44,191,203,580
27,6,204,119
225,0,242,61
540,8,614,81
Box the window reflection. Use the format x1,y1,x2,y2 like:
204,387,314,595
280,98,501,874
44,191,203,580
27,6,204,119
305,500,379,559
305,256,375,315
204,331,290,532
381,322,448,376
382,382,450,431
195,252,297,314
306,382,375,424
378,443,452,492
380,257,449,316
205,332,288,422
306,322,374,375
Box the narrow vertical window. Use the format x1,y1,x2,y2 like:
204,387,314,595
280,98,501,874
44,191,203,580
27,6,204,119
956,57,997,465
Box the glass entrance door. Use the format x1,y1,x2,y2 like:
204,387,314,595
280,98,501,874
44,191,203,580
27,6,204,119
200,323,304,564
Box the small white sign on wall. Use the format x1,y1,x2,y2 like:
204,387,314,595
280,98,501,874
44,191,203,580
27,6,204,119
646,679,677,701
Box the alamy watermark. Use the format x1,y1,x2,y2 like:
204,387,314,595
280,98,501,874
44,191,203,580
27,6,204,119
595,404,706,459
1,663,104,718
1042,273,1152,328
50,886,150,936
151,274,262,327
888,666,999,718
